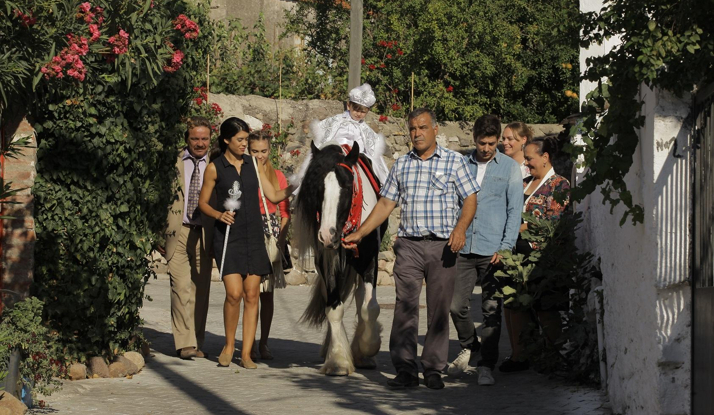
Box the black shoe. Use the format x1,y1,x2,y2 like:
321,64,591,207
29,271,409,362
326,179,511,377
499,357,529,372
387,371,419,388
424,373,445,390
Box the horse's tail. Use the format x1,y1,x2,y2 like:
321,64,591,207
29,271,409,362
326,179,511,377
300,273,327,327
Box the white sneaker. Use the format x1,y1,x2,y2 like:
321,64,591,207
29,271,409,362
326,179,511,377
477,366,495,386
447,348,471,376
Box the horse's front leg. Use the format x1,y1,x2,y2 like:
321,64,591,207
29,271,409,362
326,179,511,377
322,302,354,376
352,275,382,369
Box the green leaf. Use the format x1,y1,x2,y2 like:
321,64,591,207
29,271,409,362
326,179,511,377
142,0,153,15
647,20,656,32
502,286,516,296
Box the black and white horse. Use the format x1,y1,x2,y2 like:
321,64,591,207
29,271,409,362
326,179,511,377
293,141,382,376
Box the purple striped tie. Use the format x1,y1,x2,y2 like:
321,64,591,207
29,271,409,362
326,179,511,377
186,157,201,220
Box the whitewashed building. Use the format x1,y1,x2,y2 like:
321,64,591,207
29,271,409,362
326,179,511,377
579,1,713,414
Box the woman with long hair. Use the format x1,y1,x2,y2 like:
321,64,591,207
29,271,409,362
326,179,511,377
247,130,290,361
500,136,570,373
198,117,293,369
502,122,533,179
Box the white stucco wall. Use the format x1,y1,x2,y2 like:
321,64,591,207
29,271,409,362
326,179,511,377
578,2,693,411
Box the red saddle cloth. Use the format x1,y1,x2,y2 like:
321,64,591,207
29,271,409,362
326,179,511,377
340,144,381,195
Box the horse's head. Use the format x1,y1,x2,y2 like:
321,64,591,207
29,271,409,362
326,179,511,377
315,141,360,249
295,141,360,251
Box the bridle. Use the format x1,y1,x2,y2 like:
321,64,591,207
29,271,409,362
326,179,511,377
315,146,365,254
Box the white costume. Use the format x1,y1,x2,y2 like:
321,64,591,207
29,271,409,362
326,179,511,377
292,84,390,189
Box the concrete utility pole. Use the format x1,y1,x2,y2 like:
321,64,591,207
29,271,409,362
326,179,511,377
348,0,363,90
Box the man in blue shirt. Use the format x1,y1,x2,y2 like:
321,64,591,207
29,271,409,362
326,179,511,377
447,114,523,386
343,108,479,390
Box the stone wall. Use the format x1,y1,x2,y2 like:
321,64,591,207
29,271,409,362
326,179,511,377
1,118,37,298
210,93,564,285
210,93,564,174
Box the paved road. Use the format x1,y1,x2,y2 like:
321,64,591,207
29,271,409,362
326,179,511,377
35,276,610,415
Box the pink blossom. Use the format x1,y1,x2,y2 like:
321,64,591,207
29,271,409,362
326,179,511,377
66,35,89,56
41,33,91,81
79,2,91,13
89,24,100,42
173,14,200,40
14,9,37,27
108,29,129,55
172,50,184,63
163,49,185,73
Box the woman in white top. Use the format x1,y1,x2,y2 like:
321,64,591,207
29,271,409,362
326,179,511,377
501,122,533,179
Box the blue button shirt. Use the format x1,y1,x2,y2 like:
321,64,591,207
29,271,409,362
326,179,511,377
461,150,523,256
381,145,479,239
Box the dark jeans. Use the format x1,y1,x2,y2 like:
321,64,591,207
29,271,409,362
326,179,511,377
449,254,503,370
390,238,457,377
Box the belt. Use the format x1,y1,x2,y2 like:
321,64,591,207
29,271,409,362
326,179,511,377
402,234,448,242
182,223,202,231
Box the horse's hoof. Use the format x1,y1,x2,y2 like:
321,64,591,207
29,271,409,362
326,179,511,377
324,366,350,376
354,356,377,370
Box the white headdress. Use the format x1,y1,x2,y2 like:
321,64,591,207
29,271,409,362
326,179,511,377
348,83,376,108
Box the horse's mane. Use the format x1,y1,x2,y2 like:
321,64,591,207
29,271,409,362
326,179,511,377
293,143,348,269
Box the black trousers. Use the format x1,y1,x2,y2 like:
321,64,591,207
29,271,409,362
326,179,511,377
449,254,503,369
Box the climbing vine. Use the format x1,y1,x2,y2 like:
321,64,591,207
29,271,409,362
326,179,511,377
572,0,714,225
1,0,215,362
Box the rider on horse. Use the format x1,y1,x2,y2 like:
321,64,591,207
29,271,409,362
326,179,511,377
292,83,390,188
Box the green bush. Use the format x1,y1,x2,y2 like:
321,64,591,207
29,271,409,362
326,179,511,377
2,0,214,361
283,0,580,122
496,211,602,384
0,297,64,398
209,14,344,100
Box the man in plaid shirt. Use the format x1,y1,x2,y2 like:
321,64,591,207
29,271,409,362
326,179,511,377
343,108,479,390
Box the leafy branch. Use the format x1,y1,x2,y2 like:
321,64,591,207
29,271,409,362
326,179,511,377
571,0,714,225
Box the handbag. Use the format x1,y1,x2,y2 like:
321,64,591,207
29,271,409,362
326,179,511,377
253,157,281,264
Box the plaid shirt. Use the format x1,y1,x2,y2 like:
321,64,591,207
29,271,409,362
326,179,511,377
381,145,479,238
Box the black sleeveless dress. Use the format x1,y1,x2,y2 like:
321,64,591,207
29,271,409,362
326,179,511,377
212,153,271,277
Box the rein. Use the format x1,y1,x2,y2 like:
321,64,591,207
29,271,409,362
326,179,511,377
314,146,365,256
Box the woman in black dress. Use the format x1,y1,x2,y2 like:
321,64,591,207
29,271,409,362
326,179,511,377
198,117,293,369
